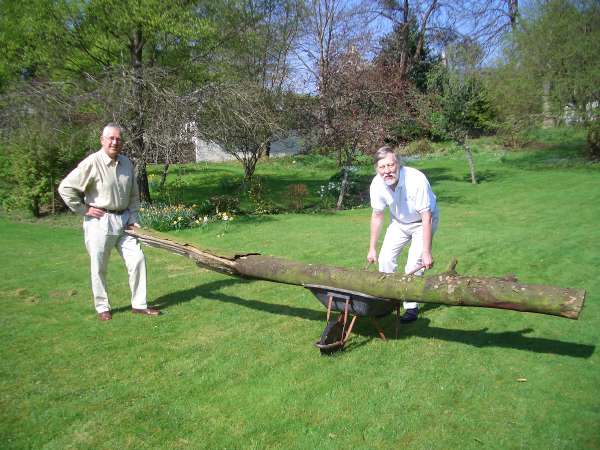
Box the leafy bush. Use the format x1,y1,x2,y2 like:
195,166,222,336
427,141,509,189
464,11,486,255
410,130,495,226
139,203,201,231
209,195,240,214
245,176,278,214
586,121,600,160
1,123,92,216
495,117,534,149
138,201,238,232
390,117,429,143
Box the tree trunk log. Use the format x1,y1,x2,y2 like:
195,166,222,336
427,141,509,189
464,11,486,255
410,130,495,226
127,229,585,320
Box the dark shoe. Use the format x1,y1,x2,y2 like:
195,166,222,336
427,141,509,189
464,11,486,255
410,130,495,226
400,307,419,323
97,311,112,321
132,307,160,316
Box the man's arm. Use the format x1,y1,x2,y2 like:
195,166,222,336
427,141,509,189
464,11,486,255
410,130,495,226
367,210,384,263
420,210,434,269
58,163,94,216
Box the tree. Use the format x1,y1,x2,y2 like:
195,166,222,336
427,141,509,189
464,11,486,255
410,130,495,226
510,0,600,125
0,0,231,202
427,65,495,184
295,0,375,146
197,81,284,181
322,49,417,208
373,0,456,82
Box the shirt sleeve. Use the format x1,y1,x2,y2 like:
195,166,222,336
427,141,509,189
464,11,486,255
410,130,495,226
414,175,433,214
370,178,386,212
58,160,94,215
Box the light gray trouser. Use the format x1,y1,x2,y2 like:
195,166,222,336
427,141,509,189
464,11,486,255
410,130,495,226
83,214,148,313
378,215,439,310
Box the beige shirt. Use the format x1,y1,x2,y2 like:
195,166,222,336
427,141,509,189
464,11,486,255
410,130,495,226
58,149,140,224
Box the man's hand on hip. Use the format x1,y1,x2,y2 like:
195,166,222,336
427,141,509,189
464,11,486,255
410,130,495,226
85,206,105,219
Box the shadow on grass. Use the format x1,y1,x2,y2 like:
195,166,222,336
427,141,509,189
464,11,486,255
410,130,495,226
390,317,595,358
149,278,323,322
147,278,595,358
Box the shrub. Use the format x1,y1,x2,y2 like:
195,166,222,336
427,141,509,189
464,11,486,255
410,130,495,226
495,117,534,149
209,195,240,214
586,121,600,160
390,117,429,143
246,176,278,214
1,123,92,216
139,203,201,231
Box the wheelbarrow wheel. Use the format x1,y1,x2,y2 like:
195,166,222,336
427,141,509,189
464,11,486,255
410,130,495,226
316,318,345,355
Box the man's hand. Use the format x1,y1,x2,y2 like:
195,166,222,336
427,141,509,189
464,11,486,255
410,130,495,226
367,248,378,264
126,223,140,230
85,206,105,219
421,251,434,269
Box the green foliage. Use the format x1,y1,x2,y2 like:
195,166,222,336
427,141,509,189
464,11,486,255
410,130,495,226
390,117,430,143
139,203,202,232
586,121,600,160
138,201,237,232
0,122,92,216
209,195,240,215
246,176,279,215
493,0,600,123
494,116,535,149
427,66,496,142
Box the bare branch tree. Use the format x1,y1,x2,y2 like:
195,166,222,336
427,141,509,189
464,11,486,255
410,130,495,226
295,0,378,144
197,81,284,181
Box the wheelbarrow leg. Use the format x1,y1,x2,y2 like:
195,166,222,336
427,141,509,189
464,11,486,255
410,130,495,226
370,317,387,341
343,315,358,343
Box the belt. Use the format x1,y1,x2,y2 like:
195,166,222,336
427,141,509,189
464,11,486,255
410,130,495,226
90,206,126,215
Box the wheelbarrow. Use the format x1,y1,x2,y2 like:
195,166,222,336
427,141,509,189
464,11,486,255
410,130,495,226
304,265,425,355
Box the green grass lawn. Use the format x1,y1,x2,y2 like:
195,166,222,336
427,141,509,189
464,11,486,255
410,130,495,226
1,131,599,449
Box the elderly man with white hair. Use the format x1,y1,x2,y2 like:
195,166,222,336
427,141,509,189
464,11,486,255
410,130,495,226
367,146,439,323
59,123,159,321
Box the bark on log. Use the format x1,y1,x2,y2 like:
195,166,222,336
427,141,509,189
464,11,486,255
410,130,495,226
127,228,585,320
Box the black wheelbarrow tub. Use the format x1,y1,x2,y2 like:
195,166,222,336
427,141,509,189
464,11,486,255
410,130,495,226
304,284,397,318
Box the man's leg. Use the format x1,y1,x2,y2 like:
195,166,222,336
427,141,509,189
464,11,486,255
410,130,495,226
378,221,411,274
116,233,148,310
84,219,118,314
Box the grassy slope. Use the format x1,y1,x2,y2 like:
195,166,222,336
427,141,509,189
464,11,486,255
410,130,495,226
1,132,599,449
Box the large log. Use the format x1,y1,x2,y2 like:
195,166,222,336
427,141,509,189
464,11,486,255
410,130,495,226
127,228,586,319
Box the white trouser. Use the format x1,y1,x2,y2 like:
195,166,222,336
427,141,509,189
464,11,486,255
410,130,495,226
379,215,439,310
83,214,148,313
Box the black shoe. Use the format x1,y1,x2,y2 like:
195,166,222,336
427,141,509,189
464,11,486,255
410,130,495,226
400,308,419,323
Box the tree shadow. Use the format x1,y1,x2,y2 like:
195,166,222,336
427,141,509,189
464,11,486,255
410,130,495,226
142,278,595,358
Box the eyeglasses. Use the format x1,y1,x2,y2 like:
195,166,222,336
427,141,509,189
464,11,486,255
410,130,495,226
377,162,396,170
102,136,122,142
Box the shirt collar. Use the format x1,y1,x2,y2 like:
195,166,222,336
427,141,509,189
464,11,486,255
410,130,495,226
99,149,121,166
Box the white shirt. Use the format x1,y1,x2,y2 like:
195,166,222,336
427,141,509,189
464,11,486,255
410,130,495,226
370,166,437,224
